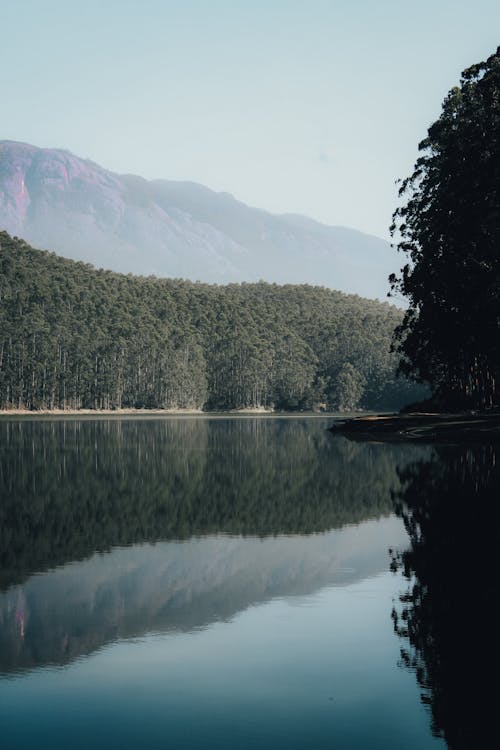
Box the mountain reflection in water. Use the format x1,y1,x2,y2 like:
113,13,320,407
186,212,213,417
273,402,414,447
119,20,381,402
2,417,498,748
0,416,424,677
392,443,500,750
0,517,406,675
2,416,476,750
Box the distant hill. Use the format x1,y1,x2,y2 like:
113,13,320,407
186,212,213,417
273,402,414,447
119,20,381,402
0,140,398,300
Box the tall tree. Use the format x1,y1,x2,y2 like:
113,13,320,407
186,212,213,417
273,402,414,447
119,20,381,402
390,47,500,409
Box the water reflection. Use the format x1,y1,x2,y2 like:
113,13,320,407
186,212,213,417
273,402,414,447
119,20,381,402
0,517,406,675
392,444,500,749
0,418,448,750
0,417,426,589
0,417,427,676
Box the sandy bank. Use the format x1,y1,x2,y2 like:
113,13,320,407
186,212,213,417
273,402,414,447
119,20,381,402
0,408,204,418
0,407,336,420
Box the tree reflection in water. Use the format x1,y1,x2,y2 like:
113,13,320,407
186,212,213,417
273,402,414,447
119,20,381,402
0,417,421,676
0,417,423,591
391,444,500,750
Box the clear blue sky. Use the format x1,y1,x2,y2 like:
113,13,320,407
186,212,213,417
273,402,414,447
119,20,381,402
1,0,499,238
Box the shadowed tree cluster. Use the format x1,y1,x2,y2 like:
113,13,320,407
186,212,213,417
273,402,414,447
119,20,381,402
390,47,500,410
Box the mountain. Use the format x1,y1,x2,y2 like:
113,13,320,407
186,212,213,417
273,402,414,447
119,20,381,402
0,140,398,299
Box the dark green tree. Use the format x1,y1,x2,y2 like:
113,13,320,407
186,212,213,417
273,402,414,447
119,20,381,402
334,362,364,411
390,47,500,409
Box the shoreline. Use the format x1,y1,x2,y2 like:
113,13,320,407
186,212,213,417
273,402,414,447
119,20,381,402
329,411,500,443
0,407,205,416
0,407,339,419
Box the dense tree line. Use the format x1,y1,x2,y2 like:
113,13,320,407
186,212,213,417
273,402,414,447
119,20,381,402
390,47,500,409
0,232,424,411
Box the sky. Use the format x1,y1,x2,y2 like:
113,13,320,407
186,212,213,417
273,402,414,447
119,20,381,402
1,0,499,239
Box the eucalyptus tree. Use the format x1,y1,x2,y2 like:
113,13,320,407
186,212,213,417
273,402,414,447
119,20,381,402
390,47,500,409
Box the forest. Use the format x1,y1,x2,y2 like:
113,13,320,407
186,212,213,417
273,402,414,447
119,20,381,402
0,231,424,412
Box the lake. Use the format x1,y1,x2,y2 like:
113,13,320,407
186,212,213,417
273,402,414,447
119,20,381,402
0,415,497,749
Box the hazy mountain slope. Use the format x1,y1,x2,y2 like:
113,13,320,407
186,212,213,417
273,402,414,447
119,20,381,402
0,140,398,299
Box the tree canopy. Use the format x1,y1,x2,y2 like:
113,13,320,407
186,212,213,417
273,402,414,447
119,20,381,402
390,47,500,409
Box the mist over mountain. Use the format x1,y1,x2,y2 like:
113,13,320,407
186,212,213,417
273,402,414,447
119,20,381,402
0,140,398,299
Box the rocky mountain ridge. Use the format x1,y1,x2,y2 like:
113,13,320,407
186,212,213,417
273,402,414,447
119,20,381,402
0,140,398,299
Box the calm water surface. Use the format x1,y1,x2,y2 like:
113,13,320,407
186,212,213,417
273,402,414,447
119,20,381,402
1,416,497,749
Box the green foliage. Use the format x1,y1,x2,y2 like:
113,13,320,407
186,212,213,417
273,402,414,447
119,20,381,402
334,363,364,411
390,47,500,409
0,232,424,411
